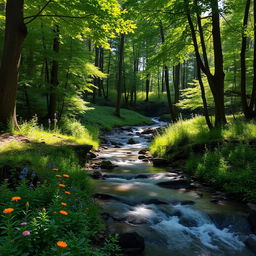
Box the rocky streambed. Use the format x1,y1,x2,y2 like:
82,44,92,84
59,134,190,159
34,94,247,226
88,118,256,256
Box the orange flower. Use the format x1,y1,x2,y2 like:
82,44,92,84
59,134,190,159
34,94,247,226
52,168,59,171
58,184,65,188
55,175,62,178
3,208,14,214
59,210,68,215
61,202,67,206
11,196,21,202
57,241,68,248
63,174,69,178
64,191,71,195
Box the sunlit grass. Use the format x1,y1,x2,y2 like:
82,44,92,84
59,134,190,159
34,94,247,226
81,104,152,130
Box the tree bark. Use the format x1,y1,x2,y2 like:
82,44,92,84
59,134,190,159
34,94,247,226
115,34,125,117
48,25,60,119
159,22,177,122
0,0,27,129
145,73,150,102
173,64,180,103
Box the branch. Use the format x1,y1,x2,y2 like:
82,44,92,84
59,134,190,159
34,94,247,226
24,0,54,25
24,14,94,25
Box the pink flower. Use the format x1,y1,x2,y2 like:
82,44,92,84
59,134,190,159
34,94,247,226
20,222,28,226
22,231,31,236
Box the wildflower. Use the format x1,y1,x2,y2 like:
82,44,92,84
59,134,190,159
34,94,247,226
31,172,37,177
48,118,51,124
59,210,68,215
19,175,25,179
57,241,68,248
64,191,71,195
72,205,77,211
37,181,41,184
11,196,21,202
3,208,14,214
52,168,59,171
63,174,69,178
58,184,65,188
60,202,67,206
29,184,34,188
22,231,31,236
20,222,28,226
4,178,8,182
21,168,29,175
55,175,62,178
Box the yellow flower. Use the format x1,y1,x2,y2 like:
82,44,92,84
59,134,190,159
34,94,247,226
3,208,14,214
58,184,65,188
59,210,68,215
11,196,21,202
57,241,68,248
63,174,69,178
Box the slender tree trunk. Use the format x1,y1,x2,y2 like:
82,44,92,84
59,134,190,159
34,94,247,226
160,22,177,121
106,49,112,99
115,34,125,117
48,25,59,119
186,0,226,127
0,0,27,129
93,47,99,103
145,73,150,102
173,64,180,103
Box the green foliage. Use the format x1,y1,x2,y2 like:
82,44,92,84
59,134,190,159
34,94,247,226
151,115,256,202
0,169,118,255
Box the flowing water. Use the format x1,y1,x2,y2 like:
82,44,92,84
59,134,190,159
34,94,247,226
92,118,255,256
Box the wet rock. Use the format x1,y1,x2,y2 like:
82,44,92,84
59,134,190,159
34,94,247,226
248,203,256,234
142,199,168,205
141,128,154,135
157,179,191,189
210,199,219,204
134,174,151,179
152,158,170,167
245,237,256,253
142,159,149,162
118,232,145,254
94,193,134,206
138,148,148,155
88,152,97,159
90,171,103,179
138,155,146,160
128,138,136,144
110,141,122,146
99,160,116,169
121,127,133,131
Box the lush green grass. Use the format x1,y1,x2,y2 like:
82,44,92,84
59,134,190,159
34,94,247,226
81,104,152,130
150,116,256,202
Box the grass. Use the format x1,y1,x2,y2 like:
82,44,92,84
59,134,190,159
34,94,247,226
81,104,152,130
150,115,256,202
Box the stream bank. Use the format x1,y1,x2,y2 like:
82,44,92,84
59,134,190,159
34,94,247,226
88,118,256,256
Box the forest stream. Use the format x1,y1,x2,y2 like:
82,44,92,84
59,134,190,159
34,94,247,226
91,118,256,256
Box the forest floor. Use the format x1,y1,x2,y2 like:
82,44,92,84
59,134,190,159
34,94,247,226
150,116,256,203
0,106,151,255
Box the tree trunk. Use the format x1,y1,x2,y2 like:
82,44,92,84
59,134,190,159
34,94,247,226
145,73,150,102
159,22,177,121
0,0,27,129
115,34,125,117
173,64,180,103
106,49,112,99
93,47,99,103
48,25,60,119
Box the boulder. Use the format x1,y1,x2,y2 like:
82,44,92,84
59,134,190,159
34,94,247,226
138,148,148,155
245,237,256,254
152,158,170,167
128,138,136,144
157,179,191,189
118,232,145,254
99,160,116,169
90,171,103,179
138,155,146,160
88,152,97,159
